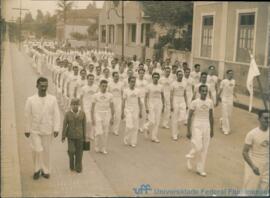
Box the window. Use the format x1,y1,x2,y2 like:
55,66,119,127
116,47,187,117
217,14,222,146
108,25,114,44
141,24,145,43
101,25,106,43
236,13,255,63
201,15,213,58
130,24,136,43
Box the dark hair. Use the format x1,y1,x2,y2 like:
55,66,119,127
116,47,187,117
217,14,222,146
128,76,136,83
172,64,178,68
80,69,86,74
184,67,191,72
258,110,269,119
227,69,233,74
176,70,183,75
100,80,108,85
73,65,78,69
165,66,171,70
128,62,133,67
194,64,200,68
152,72,160,78
36,77,48,85
201,72,208,77
112,71,119,77
87,73,95,79
138,68,145,73
199,84,208,92
70,98,80,105
182,62,188,66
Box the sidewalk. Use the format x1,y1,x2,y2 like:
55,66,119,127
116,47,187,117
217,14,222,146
6,43,116,197
1,41,22,197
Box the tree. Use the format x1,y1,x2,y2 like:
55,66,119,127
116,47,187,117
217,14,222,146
70,32,87,41
36,9,44,24
141,1,193,52
87,23,98,40
56,0,73,23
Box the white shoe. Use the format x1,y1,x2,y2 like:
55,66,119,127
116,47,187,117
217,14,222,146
196,171,207,177
152,139,160,143
162,125,170,129
102,150,108,155
130,144,136,148
187,159,192,170
185,154,194,159
172,136,178,141
138,128,143,133
113,132,119,136
224,131,229,135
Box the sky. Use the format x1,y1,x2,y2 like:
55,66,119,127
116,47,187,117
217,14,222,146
3,0,104,21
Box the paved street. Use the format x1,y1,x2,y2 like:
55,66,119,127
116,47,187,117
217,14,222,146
7,42,261,197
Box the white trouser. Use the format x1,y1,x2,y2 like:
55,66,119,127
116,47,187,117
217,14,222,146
111,97,122,134
145,100,162,140
171,99,186,139
94,111,111,151
242,159,269,194
162,91,171,127
185,91,193,124
83,103,95,139
124,107,139,145
187,121,210,173
211,90,217,106
221,99,233,133
30,133,53,174
139,98,147,130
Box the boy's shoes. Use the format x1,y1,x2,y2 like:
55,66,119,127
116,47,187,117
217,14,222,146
41,171,50,179
76,169,82,173
33,170,41,180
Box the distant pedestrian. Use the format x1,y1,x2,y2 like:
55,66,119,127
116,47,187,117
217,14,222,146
241,110,269,196
62,98,86,173
24,77,60,180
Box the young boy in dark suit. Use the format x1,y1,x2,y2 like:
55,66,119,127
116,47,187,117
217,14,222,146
62,98,86,173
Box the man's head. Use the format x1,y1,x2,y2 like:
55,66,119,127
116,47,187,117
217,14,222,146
164,66,171,77
194,64,200,72
172,65,178,74
103,68,110,78
226,70,233,80
36,77,48,94
184,67,191,78
182,62,188,70
99,80,108,93
133,55,137,61
127,68,134,77
146,59,151,66
112,72,119,82
176,70,183,81
199,84,208,100
88,64,94,72
73,65,79,75
138,68,145,79
258,110,269,131
70,98,80,112
111,59,116,67
208,65,215,75
80,69,87,79
96,66,102,75
87,74,95,85
128,76,136,89
200,72,208,83
152,72,160,84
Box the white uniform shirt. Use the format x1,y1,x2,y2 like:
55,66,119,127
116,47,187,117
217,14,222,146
171,80,187,103
93,92,113,112
136,78,148,99
190,98,213,123
123,88,140,108
108,81,124,99
183,77,194,94
81,84,98,107
146,83,163,103
190,71,201,85
159,76,173,96
207,75,218,92
220,79,235,101
25,94,60,135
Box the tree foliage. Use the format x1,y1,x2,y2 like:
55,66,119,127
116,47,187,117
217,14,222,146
70,32,88,41
56,0,73,22
141,1,193,51
87,23,98,40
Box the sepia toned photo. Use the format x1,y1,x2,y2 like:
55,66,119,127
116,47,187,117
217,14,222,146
1,1,269,197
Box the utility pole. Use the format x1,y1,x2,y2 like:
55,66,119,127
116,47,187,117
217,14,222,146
12,0,29,50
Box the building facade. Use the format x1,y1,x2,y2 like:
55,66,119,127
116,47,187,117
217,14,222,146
191,2,269,95
98,1,156,61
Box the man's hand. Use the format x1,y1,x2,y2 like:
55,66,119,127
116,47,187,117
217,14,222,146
162,105,165,113
110,117,114,125
61,137,65,143
186,132,192,140
210,129,214,138
25,132,30,138
171,107,174,112
139,112,142,119
146,109,149,114
53,131,59,137
252,166,260,176
121,112,125,120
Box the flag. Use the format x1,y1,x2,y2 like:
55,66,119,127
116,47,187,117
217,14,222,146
246,53,260,112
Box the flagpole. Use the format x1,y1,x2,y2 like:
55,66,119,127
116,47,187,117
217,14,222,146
248,50,269,110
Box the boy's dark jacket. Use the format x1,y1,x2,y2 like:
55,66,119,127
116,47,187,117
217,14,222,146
62,110,86,140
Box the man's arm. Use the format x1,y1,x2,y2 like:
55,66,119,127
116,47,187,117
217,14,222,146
187,109,194,139
24,98,31,137
242,144,260,175
53,97,61,137
91,102,96,125
209,109,214,138
161,91,165,113
82,112,87,141
145,92,149,114
170,89,174,112
138,97,142,118
110,101,115,125
61,113,68,142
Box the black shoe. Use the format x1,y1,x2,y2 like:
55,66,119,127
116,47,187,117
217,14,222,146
76,169,82,173
33,170,41,180
41,171,50,179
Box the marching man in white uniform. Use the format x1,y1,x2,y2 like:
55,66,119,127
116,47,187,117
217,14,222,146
207,65,219,106
183,67,194,124
241,110,269,196
186,84,214,177
24,77,60,180
122,76,142,147
144,72,165,143
108,72,124,136
217,70,237,135
170,70,187,140
91,80,115,154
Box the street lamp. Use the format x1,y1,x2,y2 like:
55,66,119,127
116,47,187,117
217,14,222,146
107,1,124,61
